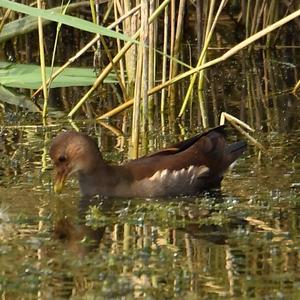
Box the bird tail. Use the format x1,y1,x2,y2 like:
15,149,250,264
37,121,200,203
225,140,247,164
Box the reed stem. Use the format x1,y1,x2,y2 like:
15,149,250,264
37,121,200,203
37,0,48,124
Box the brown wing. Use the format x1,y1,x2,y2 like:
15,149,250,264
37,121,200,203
123,125,242,181
146,125,227,158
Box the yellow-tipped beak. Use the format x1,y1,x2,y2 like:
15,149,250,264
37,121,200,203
54,173,67,193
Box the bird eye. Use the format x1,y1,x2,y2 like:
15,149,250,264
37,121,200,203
58,155,67,162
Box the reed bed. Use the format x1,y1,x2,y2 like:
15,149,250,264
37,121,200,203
0,0,299,155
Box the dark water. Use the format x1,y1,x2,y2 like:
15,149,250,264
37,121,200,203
1,50,300,299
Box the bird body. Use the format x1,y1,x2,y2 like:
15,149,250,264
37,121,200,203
50,126,246,198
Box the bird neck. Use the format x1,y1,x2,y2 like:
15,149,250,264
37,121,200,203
78,163,127,198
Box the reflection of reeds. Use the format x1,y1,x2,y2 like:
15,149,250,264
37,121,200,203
293,80,300,94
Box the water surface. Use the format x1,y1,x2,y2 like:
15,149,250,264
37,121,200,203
1,121,300,299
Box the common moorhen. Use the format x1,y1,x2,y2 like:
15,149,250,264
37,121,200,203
50,126,246,198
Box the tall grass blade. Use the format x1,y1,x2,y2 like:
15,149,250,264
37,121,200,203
0,0,133,42
0,2,86,42
0,62,116,89
0,85,40,112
